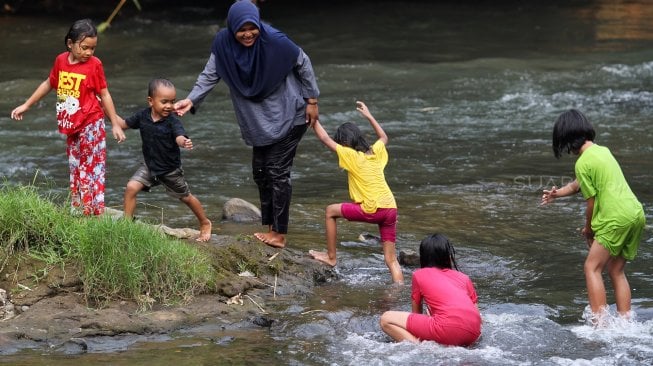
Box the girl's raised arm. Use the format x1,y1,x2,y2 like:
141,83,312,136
356,101,387,145
312,120,338,152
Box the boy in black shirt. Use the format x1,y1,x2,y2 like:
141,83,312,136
116,78,212,241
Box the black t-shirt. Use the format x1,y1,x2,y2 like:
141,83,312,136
125,108,187,176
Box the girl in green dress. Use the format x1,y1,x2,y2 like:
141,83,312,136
541,109,645,325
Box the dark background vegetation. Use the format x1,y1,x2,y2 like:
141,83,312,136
2,0,598,19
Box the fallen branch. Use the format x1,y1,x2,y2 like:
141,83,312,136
244,294,266,313
301,309,327,315
273,274,277,298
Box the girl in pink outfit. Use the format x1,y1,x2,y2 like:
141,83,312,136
380,234,481,346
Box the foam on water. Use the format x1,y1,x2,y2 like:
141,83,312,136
293,307,653,365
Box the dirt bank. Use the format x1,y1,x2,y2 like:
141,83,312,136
0,232,336,355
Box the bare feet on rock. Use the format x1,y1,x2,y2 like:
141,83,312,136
308,250,336,267
196,220,212,242
254,231,286,248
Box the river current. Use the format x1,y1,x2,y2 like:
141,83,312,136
1,1,653,364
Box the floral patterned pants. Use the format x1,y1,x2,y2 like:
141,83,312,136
66,118,106,216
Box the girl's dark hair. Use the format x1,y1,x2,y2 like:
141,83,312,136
64,18,97,49
552,109,595,159
419,233,459,270
334,122,371,153
148,78,175,97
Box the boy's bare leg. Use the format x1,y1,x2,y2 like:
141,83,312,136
123,180,145,218
309,204,341,266
180,194,212,242
382,241,404,283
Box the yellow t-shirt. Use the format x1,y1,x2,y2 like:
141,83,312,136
336,140,396,213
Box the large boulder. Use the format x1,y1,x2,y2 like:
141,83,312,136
222,198,261,223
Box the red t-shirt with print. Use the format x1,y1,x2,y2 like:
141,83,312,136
48,52,107,135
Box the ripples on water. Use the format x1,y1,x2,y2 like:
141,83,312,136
1,0,653,364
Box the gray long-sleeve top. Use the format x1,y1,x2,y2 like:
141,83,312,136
187,49,320,147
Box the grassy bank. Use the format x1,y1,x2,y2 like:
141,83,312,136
0,184,215,308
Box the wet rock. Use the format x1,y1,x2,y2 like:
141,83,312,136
213,335,235,346
157,225,200,239
54,337,88,355
358,232,381,245
252,315,274,327
399,248,420,267
222,198,261,222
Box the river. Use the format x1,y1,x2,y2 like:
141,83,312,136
1,0,652,365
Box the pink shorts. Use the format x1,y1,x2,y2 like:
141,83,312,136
340,203,397,243
407,313,480,346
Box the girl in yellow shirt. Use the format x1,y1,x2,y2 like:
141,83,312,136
309,101,403,283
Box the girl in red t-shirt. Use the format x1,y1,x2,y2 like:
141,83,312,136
380,234,482,346
11,19,125,215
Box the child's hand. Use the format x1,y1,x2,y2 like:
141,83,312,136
581,226,594,247
541,186,558,205
112,128,126,143
10,104,28,120
111,118,127,143
182,137,193,150
356,101,371,118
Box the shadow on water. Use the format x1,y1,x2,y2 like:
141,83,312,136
1,0,653,364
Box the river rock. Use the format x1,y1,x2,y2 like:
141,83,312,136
157,225,200,239
399,249,420,267
222,198,261,222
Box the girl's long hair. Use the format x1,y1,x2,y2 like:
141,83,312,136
64,18,97,49
552,109,595,159
419,233,459,270
334,122,370,153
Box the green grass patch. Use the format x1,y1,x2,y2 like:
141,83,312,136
0,183,215,309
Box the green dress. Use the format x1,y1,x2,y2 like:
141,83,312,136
575,144,645,260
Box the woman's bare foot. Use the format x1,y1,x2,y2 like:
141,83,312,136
254,231,286,248
196,220,212,242
308,250,336,267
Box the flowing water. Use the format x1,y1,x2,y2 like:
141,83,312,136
1,1,653,364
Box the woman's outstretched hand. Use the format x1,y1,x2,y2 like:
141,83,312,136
174,99,193,117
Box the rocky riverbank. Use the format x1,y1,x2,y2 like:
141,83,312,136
0,209,336,355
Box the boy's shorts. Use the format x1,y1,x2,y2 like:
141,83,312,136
129,164,190,199
340,203,397,243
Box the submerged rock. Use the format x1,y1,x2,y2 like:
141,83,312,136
213,335,235,346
